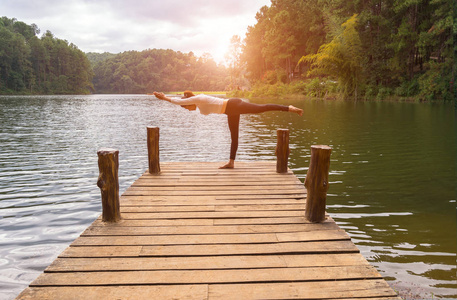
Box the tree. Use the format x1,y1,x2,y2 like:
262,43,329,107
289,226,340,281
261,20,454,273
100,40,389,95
0,17,93,94
301,14,363,99
414,0,454,100
263,9,296,81
242,5,270,82
242,0,326,84
225,35,243,89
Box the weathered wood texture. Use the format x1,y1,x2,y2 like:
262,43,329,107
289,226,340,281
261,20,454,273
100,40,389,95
147,126,160,174
17,161,399,300
305,145,332,223
96,148,121,222
276,128,289,173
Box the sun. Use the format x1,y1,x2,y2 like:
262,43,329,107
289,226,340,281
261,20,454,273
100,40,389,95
210,41,231,66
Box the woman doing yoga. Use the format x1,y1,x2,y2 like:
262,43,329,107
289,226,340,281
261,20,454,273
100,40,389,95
153,91,303,169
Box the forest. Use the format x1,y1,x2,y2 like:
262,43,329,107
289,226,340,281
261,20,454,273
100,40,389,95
1,0,455,101
0,17,94,94
0,16,230,95
239,0,455,101
88,50,229,93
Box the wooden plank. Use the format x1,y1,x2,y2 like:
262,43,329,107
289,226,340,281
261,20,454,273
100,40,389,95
46,253,368,272
137,177,301,183
122,189,305,196
132,179,301,186
282,252,370,268
120,195,217,202
16,285,209,300
126,185,303,191
46,255,286,272
139,240,359,257
215,204,306,211
120,204,306,213
140,171,296,176
71,233,279,246
58,246,142,258
91,217,308,227
158,164,287,167
120,194,306,202
213,217,309,225
60,241,358,258
91,219,214,226
119,210,307,219
120,205,217,212
141,171,295,176
276,230,350,242
71,230,348,246
152,164,277,169
30,265,380,286
120,199,305,206
82,222,341,235
144,167,294,171
163,168,289,172
335,298,401,300
121,203,305,212
148,168,288,173
140,174,297,179
208,280,400,299
215,194,305,199
160,161,276,166
17,284,400,300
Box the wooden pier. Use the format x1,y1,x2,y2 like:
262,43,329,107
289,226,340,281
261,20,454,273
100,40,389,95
17,160,399,299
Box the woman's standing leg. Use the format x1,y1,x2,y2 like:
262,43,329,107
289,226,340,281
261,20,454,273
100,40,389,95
220,113,240,169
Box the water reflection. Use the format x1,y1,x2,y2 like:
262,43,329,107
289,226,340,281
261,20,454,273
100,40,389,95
0,95,455,299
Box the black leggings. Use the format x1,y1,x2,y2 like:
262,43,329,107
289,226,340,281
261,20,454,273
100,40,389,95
224,98,289,160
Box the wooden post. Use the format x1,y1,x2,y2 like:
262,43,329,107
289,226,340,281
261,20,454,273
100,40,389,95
147,126,160,174
276,128,290,173
96,148,121,222
304,145,332,223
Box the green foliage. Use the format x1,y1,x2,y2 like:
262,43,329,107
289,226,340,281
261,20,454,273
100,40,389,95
393,79,419,98
92,49,229,93
241,0,454,102
376,87,394,101
306,78,325,98
86,52,116,67
261,70,278,84
302,14,363,99
418,61,453,101
0,17,93,94
261,69,287,85
243,0,326,83
242,79,338,99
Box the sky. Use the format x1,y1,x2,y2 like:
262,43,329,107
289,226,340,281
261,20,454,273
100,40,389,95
1,0,271,64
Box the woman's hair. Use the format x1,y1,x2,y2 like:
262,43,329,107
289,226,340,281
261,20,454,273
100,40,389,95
182,90,195,99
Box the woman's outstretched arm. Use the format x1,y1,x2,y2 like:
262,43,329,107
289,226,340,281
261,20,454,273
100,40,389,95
153,91,198,106
153,92,172,102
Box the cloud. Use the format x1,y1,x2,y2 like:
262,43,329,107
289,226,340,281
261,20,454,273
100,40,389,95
1,0,271,62
103,0,268,25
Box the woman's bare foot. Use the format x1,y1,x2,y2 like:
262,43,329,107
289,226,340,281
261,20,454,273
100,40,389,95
289,105,303,116
219,160,235,169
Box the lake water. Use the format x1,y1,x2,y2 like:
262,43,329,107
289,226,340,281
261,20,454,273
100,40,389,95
0,94,455,299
